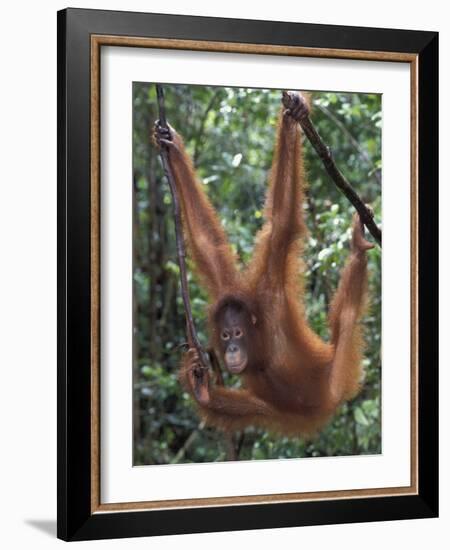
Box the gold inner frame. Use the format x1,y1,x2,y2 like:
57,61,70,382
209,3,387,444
90,35,419,514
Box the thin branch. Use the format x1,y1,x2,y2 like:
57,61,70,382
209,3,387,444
235,432,246,457
193,89,221,166
282,91,382,246
208,349,240,461
315,103,381,186
170,421,206,464
155,84,209,369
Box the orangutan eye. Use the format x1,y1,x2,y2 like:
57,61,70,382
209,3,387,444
221,331,230,340
234,328,243,338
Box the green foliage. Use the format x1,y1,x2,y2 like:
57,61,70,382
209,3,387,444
132,84,382,465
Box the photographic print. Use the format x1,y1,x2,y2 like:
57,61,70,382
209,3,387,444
58,9,438,540
132,84,382,466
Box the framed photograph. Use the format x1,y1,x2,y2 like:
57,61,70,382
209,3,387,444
57,8,438,541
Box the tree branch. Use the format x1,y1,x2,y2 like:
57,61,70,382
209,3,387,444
282,91,382,246
208,349,240,461
170,421,206,464
193,89,222,166
315,103,382,186
155,84,210,369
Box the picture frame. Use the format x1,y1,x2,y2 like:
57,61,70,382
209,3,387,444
57,7,438,541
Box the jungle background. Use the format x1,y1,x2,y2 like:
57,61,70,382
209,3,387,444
132,84,382,465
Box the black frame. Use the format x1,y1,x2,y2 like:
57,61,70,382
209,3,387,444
57,7,438,541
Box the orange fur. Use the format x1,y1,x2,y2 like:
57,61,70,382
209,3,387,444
161,92,371,437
